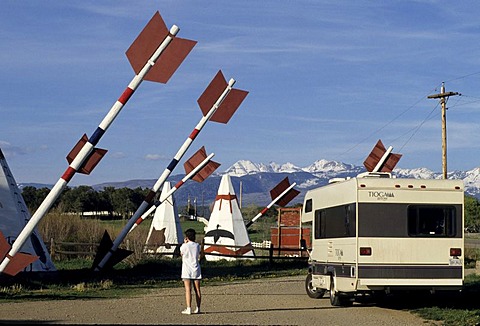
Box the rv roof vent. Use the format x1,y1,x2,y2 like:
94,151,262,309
328,177,350,184
357,172,392,179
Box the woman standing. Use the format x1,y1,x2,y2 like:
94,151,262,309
180,228,202,314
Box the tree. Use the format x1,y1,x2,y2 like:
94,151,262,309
21,186,39,212
465,195,480,232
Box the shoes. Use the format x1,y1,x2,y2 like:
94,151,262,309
182,306,200,315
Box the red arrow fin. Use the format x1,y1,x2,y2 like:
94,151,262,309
270,177,299,207
0,231,38,276
192,161,221,182
66,135,108,175
126,12,169,77
197,70,249,123
184,146,208,175
381,153,402,172
147,37,197,83
363,139,386,172
212,88,249,124
197,70,228,116
363,139,402,172
126,11,197,83
183,146,220,182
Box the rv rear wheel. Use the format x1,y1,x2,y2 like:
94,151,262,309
305,273,325,299
329,277,353,307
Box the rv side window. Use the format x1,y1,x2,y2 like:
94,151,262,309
305,199,313,213
407,205,456,237
314,210,325,239
314,205,355,239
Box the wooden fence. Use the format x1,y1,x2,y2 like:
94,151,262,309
47,238,309,263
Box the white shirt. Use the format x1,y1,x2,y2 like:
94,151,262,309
180,241,202,279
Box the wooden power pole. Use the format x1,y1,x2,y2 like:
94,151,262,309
427,82,460,179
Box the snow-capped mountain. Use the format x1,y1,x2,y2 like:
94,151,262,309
225,159,359,177
222,159,480,199
226,160,303,176
27,159,480,208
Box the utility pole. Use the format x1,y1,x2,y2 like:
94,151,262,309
427,82,460,179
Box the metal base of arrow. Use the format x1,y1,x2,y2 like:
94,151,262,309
92,230,133,272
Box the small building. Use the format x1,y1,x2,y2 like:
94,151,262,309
270,207,311,256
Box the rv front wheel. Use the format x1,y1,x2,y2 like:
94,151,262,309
329,277,353,307
305,273,325,299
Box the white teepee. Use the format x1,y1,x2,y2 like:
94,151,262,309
144,182,183,255
203,174,254,261
0,149,56,272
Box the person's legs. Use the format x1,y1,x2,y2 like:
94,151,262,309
193,279,201,313
182,279,192,314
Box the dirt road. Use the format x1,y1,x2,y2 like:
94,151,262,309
0,275,433,325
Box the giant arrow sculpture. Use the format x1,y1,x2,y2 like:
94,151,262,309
0,11,196,276
363,139,402,173
245,177,300,228
92,146,220,271
91,70,247,271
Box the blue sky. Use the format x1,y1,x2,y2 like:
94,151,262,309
2,1,480,186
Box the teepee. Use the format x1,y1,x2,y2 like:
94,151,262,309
0,149,56,272
144,182,183,255
203,174,254,261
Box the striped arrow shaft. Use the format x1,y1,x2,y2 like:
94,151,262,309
0,25,180,274
246,182,297,228
130,152,215,232
94,152,215,271
152,78,235,193
93,78,235,270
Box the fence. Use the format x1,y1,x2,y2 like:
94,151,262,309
51,237,480,262
48,238,309,263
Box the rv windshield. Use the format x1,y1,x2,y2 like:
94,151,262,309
407,205,456,237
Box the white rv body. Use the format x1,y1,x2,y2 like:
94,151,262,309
302,173,464,306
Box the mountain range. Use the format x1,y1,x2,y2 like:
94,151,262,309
20,159,480,209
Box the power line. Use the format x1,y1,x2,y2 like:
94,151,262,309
338,72,477,166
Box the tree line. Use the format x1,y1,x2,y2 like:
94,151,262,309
21,186,151,219
20,186,480,231
20,186,279,221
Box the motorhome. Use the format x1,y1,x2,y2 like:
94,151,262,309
302,172,464,306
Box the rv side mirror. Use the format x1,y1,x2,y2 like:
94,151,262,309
300,239,307,250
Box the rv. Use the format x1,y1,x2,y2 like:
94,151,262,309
302,172,464,306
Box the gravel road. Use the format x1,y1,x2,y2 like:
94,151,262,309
0,275,435,325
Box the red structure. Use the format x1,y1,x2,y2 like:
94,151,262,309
270,207,311,256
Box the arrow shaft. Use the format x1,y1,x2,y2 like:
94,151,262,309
95,153,214,271
133,152,215,231
0,25,180,274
